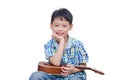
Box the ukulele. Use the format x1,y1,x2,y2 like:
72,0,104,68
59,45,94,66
38,61,104,75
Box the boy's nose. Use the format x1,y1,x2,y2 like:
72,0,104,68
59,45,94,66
58,27,63,31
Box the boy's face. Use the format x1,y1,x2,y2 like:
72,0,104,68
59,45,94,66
50,17,73,39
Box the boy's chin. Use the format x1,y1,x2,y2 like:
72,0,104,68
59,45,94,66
56,33,64,36
58,35,64,37
56,34,64,37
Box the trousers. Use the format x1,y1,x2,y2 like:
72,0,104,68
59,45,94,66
29,71,86,80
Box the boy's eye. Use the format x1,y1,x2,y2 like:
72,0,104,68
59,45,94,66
55,25,59,27
63,25,67,27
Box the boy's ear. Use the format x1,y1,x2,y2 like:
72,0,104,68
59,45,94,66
69,24,73,31
50,23,52,30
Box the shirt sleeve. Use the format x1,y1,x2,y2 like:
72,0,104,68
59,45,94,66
44,47,53,60
44,40,54,60
77,41,89,63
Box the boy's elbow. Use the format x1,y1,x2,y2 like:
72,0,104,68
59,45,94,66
50,57,60,66
51,61,60,66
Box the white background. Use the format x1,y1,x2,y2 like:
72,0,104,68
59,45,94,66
0,0,120,80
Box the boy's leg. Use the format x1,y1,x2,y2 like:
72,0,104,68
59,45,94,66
69,75,86,80
29,71,56,80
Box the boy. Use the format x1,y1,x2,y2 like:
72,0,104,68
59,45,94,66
29,8,89,80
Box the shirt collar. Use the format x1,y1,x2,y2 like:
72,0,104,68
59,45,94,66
65,37,73,49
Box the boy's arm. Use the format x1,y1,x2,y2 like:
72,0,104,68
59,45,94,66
61,63,86,76
49,39,65,66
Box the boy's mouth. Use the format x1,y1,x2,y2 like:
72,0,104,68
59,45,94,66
56,32,64,36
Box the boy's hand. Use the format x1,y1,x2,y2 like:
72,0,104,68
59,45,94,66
52,32,65,43
61,65,76,77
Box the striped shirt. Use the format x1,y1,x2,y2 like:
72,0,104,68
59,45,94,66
44,37,89,80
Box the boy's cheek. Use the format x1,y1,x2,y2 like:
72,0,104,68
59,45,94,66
52,27,57,31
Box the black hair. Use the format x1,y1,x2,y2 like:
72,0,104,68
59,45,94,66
51,8,73,24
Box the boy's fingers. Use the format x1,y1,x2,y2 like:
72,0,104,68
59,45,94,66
61,66,70,71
